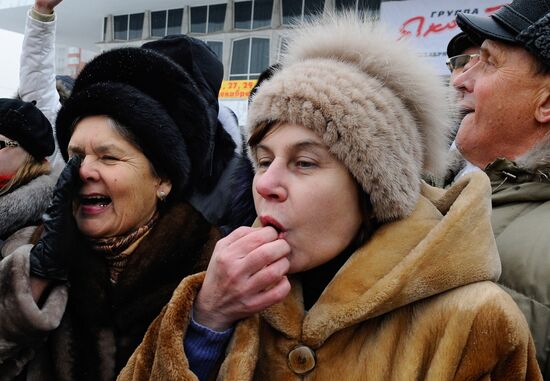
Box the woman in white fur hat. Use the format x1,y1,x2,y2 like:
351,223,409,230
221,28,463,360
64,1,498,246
118,13,542,381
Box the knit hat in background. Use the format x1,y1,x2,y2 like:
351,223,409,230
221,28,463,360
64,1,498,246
247,13,454,222
0,98,54,159
56,42,220,198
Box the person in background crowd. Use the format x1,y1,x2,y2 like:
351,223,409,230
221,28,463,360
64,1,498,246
453,0,550,377
0,37,235,379
141,36,256,234
0,99,55,250
0,0,65,246
119,13,541,381
444,32,481,184
11,0,255,237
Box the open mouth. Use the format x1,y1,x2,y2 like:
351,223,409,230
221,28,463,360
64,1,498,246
79,194,112,208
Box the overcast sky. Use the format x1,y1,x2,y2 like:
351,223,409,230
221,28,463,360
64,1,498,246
0,28,22,97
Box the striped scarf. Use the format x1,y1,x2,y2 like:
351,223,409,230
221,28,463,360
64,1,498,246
88,211,159,284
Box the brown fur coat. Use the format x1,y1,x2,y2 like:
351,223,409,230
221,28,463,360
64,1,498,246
118,173,542,380
0,202,219,381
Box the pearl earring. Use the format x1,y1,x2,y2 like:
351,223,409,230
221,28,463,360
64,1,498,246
157,191,166,201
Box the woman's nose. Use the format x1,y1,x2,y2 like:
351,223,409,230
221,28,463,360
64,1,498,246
254,161,288,202
79,156,99,182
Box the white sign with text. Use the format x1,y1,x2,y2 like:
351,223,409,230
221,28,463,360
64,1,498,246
380,0,506,75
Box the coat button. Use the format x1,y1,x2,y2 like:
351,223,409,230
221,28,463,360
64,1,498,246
287,345,316,375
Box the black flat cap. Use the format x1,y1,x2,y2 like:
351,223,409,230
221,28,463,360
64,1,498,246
457,0,550,66
0,98,54,159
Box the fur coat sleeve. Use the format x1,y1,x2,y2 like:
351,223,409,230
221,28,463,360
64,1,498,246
0,245,68,380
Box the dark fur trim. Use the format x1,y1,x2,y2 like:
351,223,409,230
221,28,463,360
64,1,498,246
517,13,550,68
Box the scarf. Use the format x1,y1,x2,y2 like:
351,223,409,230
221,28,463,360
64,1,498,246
87,211,159,283
0,174,14,189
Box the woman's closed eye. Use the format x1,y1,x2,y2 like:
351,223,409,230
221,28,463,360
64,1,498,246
101,155,119,162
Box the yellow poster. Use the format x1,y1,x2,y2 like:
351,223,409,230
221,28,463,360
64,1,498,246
219,80,258,99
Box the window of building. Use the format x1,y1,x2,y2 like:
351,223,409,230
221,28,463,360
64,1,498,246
206,41,223,60
230,37,269,80
167,8,184,35
152,8,184,37
103,16,108,41
282,0,324,24
335,0,380,13
151,10,167,37
190,4,227,34
113,13,145,41
129,13,144,40
234,0,274,30
113,15,128,40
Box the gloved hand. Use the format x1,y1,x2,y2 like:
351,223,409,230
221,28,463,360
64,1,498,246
29,155,81,281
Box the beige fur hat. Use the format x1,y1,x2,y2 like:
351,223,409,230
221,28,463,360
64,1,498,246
247,13,453,222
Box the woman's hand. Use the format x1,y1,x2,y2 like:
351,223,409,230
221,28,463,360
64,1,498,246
29,155,81,282
194,226,291,331
34,0,63,15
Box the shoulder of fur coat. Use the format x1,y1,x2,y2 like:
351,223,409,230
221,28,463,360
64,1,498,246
0,173,56,238
0,244,68,377
118,172,542,380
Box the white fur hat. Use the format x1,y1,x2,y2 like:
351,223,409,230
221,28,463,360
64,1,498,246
247,13,453,222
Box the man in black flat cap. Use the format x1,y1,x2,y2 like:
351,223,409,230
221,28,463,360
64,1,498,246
453,1,550,377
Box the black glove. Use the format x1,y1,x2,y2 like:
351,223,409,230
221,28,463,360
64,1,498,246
30,155,82,281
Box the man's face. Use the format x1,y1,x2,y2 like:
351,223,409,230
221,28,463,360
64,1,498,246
452,39,550,168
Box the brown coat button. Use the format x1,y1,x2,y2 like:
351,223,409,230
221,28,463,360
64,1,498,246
287,345,316,375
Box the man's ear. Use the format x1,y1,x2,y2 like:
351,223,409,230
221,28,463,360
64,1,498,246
535,86,550,124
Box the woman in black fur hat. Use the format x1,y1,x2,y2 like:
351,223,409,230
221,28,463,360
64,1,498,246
0,98,56,244
0,39,236,380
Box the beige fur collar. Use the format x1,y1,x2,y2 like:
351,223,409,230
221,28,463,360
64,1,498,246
261,172,501,348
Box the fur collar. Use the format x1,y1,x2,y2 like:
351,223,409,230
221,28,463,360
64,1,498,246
514,133,550,177
0,173,55,238
261,172,501,348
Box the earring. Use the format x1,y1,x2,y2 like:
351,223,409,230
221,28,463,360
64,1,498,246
157,191,166,201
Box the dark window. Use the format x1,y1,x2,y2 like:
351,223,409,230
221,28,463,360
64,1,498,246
129,13,144,40
335,0,356,11
167,8,184,35
304,0,324,19
252,0,273,29
103,16,108,41
114,15,128,40
250,38,269,77
207,41,223,60
230,38,250,79
151,10,167,37
234,1,252,29
282,0,301,24
230,37,270,80
282,0,324,24
208,4,226,32
358,0,380,13
191,6,207,33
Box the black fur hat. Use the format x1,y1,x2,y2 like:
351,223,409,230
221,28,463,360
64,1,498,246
57,47,216,197
142,35,236,192
0,98,54,159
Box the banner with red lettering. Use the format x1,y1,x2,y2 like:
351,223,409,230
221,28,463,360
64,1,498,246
380,0,506,75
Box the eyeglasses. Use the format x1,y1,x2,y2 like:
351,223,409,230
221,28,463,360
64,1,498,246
0,139,19,150
446,53,480,73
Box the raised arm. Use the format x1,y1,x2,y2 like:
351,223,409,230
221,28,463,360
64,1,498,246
19,0,64,168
